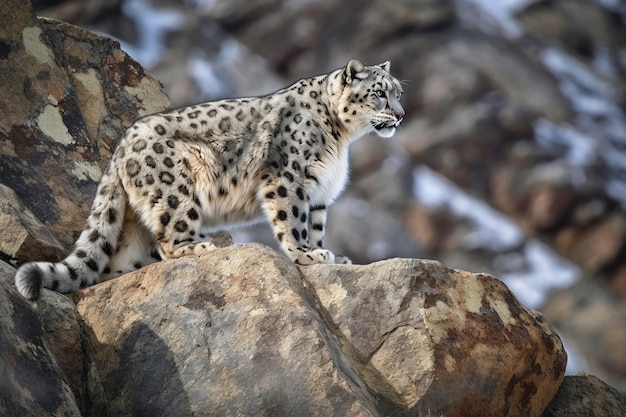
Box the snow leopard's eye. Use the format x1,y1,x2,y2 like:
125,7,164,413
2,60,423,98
375,90,386,98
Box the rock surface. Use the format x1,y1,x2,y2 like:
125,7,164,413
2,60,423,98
0,0,169,247
35,288,109,417
0,280,82,417
304,257,566,416
3,247,624,416
65,243,566,417
0,184,66,263
540,373,626,417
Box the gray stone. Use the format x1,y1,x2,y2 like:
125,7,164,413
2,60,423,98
36,291,109,417
0,281,82,417
0,184,66,263
71,244,374,417
541,373,626,417
0,7,169,248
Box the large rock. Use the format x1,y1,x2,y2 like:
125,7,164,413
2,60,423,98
68,243,565,417
0,184,66,263
304,256,566,416
0,280,82,417
71,244,373,417
541,373,626,417
0,260,108,417
35,288,109,417
0,0,169,247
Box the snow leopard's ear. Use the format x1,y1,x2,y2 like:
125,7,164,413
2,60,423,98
344,59,367,84
377,61,391,72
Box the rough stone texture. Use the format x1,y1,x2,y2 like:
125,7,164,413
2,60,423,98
36,290,109,417
37,0,286,108
0,261,108,417
68,243,565,417
0,1,170,247
0,260,16,284
0,184,66,263
0,281,82,417
540,373,626,417
303,258,566,417
71,244,375,417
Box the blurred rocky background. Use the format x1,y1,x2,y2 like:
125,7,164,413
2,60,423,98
26,0,626,394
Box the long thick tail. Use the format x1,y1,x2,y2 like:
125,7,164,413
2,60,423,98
15,165,126,299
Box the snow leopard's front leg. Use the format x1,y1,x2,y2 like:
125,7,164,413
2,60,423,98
260,179,336,265
308,204,351,264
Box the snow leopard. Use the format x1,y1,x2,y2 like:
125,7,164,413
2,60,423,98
15,58,405,299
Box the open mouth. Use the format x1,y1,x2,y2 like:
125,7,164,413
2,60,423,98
373,120,401,131
372,120,402,138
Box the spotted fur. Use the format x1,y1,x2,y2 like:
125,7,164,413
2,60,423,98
15,59,404,299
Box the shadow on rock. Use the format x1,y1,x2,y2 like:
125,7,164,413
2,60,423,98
98,322,194,417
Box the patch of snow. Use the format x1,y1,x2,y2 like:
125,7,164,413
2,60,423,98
413,165,524,251
540,46,626,209
498,241,579,308
541,48,617,107
454,0,537,38
187,54,229,98
593,46,619,78
120,0,186,67
534,119,597,169
413,166,580,308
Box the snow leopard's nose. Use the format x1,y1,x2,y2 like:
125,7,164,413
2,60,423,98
391,101,405,123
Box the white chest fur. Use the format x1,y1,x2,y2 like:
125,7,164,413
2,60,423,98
309,148,350,206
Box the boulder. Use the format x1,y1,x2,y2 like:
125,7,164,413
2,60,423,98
71,244,375,417
0,184,66,264
0,280,82,417
68,243,566,417
304,255,566,416
35,288,109,417
0,1,170,247
0,260,108,417
541,373,626,417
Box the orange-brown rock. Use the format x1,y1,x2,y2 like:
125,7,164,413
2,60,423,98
66,244,566,417
0,1,169,247
305,256,567,417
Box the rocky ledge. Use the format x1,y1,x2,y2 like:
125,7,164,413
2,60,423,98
1,243,566,417
2,243,625,416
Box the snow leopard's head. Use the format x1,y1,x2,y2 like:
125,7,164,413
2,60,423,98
341,59,405,138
